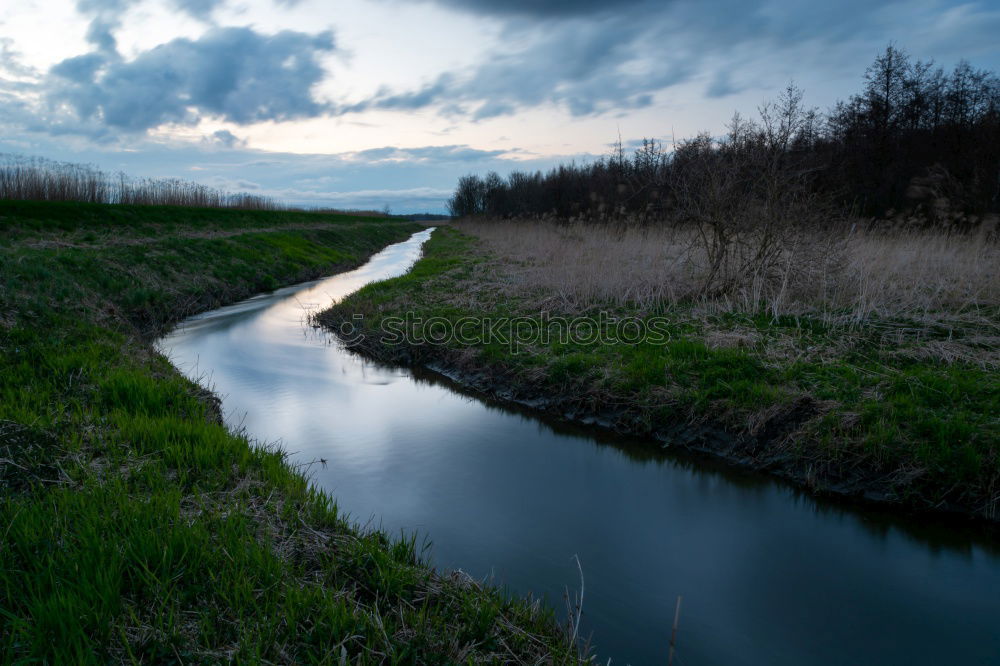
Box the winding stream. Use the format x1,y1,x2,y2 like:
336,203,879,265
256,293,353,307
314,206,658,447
158,229,1000,665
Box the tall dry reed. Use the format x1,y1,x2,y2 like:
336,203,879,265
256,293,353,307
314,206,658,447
0,154,278,210
459,219,1000,324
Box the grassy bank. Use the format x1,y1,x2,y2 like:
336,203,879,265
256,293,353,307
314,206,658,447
0,201,580,662
319,225,999,521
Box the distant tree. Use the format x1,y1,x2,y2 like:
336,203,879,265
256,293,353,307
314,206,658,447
446,44,1000,224
447,175,485,217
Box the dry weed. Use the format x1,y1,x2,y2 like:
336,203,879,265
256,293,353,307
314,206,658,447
459,219,999,322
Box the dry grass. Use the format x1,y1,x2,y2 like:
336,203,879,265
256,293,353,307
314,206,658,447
459,219,1000,322
835,228,999,320
460,220,702,308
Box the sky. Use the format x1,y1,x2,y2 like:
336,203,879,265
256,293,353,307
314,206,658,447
1,0,998,213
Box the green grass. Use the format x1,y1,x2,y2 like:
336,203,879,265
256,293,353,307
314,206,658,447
0,201,579,663
321,226,999,519
0,199,370,237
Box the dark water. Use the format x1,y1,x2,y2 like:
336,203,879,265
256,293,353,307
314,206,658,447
158,230,1000,665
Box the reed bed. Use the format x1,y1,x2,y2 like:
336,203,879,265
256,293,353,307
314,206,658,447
459,219,1000,324
0,154,278,210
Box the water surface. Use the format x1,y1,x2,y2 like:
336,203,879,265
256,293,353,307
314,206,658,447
159,229,1000,665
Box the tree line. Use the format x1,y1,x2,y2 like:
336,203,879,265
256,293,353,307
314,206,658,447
448,46,1000,229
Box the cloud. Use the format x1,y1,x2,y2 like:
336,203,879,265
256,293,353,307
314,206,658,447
348,144,509,163
205,129,246,148
207,176,262,190
51,54,105,82
173,0,225,19
280,185,457,212
280,185,454,203
706,70,743,99
344,1,760,119
44,27,336,135
343,12,685,120
76,0,133,15
69,0,230,71
351,0,1000,122
418,0,653,18
0,38,37,79
611,137,670,151
6,0,996,144
0,120,598,213
77,0,227,22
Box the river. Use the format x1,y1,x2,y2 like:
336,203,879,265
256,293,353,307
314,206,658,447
157,228,1000,665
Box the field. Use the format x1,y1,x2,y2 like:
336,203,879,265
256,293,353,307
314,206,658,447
320,222,999,520
0,200,579,662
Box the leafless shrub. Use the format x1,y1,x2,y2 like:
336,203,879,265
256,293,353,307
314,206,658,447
669,112,846,307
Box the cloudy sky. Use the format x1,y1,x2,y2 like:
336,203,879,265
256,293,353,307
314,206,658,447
1,0,998,212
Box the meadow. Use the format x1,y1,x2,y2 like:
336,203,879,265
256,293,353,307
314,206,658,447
0,199,580,662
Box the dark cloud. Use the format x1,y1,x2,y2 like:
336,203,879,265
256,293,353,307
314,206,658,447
343,74,455,114
51,53,105,81
75,0,227,59
349,0,1000,122
76,0,132,14
77,0,226,21
422,0,653,18
706,70,741,99
46,27,336,133
173,0,223,18
343,12,687,120
5,0,997,146
206,129,245,148
422,0,901,40
85,19,120,52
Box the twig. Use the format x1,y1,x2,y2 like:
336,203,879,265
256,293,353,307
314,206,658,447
668,595,682,666
568,555,585,649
